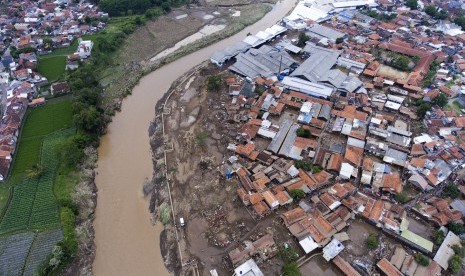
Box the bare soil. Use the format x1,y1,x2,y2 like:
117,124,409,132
149,66,305,275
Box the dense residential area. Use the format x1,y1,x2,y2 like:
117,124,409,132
0,1,104,181
201,0,465,275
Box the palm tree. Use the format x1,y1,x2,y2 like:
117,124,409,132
26,163,45,179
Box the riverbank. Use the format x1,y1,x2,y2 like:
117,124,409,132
92,0,297,275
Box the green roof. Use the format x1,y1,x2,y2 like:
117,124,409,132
401,230,434,252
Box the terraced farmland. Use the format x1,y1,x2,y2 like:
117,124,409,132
0,232,35,275
0,129,74,234
23,229,63,276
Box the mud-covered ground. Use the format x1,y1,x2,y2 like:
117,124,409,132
148,65,306,275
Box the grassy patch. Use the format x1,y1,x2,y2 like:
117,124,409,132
38,56,67,82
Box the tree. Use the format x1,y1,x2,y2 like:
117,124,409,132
366,233,379,250
449,255,462,273
392,55,411,71
444,183,460,199
161,2,171,13
405,0,418,9
414,253,429,266
294,160,312,171
433,93,448,108
424,5,438,17
297,32,309,47
73,106,102,133
279,244,299,263
416,102,431,118
282,262,301,276
26,163,45,179
452,244,465,258
433,229,445,245
395,192,409,204
449,221,465,235
207,75,222,92
296,127,311,138
335,37,344,44
455,15,465,31
312,166,322,173
289,189,306,200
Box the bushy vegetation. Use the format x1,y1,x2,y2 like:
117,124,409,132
364,10,397,21
296,127,311,138
413,99,432,119
389,55,411,71
444,183,461,199
452,244,465,258
455,15,465,31
448,221,465,235
422,60,439,88
207,75,222,92
433,229,445,245
159,203,171,226
279,244,300,276
366,233,379,250
449,254,462,273
289,189,305,200
294,159,312,171
424,6,448,20
414,253,429,266
395,192,409,204
405,0,418,9
99,0,183,16
297,32,309,47
282,262,301,276
433,92,448,108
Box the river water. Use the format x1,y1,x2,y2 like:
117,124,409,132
92,1,296,275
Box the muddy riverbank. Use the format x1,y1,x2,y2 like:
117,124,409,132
92,0,297,275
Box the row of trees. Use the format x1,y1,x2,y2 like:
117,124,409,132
99,0,186,16
424,5,448,20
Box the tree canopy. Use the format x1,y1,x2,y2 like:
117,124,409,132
433,93,448,108
405,0,418,9
99,0,178,16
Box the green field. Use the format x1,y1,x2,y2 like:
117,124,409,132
0,98,73,211
38,56,67,82
0,128,74,233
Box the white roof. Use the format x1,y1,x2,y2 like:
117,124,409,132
340,163,354,179
281,76,333,98
434,231,461,270
323,238,344,261
234,259,264,276
370,117,382,125
300,101,312,113
285,2,328,22
243,35,265,47
299,235,319,254
413,133,433,144
387,94,405,103
287,165,299,178
347,137,365,149
255,31,273,41
331,0,375,8
257,128,277,139
385,101,401,110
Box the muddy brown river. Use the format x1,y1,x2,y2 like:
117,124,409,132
92,1,296,275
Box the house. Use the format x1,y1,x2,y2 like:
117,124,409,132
50,82,70,95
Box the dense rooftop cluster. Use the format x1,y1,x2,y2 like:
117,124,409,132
210,0,465,275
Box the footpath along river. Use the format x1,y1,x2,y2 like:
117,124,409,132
92,0,296,275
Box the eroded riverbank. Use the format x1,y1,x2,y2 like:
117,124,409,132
92,0,297,275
